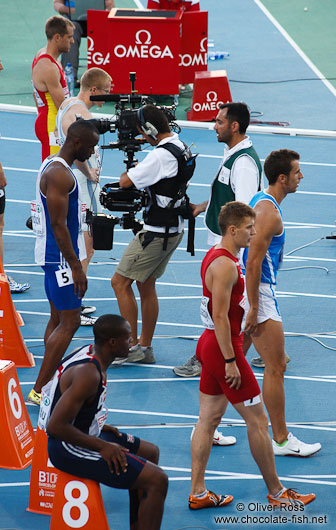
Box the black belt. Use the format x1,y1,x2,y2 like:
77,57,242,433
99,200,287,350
141,230,180,250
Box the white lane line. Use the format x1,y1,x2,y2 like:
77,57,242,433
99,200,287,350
107,408,334,425
3,158,336,170
168,475,336,486
18,371,336,384
107,410,336,433
277,290,336,299
99,375,336,384
291,475,336,479
1,476,335,487
11,296,203,303
3,217,336,229
284,256,336,263
163,466,336,486
0,482,30,487
1,475,335,488
253,0,336,98
108,408,200,420
297,191,336,197
1,137,39,143
285,221,336,227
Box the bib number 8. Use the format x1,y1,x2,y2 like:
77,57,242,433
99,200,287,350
62,480,90,528
8,378,22,420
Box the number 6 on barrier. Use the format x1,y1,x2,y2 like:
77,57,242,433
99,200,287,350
50,470,110,530
0,360,35,469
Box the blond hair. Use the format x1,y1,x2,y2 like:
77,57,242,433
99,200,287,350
80,68,112,90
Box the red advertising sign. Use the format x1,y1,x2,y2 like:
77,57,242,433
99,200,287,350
187,70,232,121
87,9,181,94
180,11,208,85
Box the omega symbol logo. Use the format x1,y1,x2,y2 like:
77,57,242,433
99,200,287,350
206,91,218,102
135,30,151,45
200,37,207,52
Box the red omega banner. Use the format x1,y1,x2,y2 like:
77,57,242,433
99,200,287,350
179,11,208,85
87,9,181,94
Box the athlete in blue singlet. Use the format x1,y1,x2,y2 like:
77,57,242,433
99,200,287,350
28,120,100,406
243,190,285,284
243,149,321,458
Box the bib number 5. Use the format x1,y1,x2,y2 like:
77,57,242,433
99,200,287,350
55,267,74,288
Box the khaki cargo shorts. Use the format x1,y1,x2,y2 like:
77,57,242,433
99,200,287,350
116,229,184,283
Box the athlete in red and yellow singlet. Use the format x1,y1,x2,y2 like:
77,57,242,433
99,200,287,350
32,54,69,161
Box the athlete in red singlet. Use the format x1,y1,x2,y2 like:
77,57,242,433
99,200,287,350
147,0,200,11
197,245,259,403
32,16,74,161
189,201,316,510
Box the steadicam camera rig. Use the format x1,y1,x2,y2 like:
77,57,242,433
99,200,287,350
86,72,180,251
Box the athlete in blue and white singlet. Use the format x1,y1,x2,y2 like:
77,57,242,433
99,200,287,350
243,190,285,285
34,156,85,267
242,190,284,323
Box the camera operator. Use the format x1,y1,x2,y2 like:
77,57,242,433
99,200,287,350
111,104,185,364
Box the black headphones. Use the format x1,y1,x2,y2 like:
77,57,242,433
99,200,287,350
137,107,158,140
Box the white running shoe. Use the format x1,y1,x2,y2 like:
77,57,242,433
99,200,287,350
80,314,97,326
212,429,237,446
8,276,30,293
191,426,236,446
272,432,321,457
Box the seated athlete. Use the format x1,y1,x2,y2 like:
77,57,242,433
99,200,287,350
189,202,316,509
45,314,168,530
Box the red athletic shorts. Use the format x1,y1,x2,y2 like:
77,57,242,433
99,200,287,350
196,329,260,404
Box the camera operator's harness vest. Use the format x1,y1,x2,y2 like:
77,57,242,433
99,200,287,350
205,146,262,238
144,142,197,256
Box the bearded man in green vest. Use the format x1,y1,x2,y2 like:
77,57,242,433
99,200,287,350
203,103,262,245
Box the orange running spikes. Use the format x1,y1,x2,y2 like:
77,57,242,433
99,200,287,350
189,490,233,510
268,488,316,506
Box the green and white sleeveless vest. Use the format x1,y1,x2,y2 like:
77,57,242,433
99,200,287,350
205,146,262,237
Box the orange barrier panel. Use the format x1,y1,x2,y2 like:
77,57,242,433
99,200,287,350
28,426,58,515
0,360,35,469
0,274,34,367
50,470,110,530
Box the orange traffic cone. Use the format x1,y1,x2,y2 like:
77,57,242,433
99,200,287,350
0,273,34,367
0,257,24,326
50,470,110,530
28,426,59,515
0,359,35,469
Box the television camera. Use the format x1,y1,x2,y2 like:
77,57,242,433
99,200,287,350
86,72,180,250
